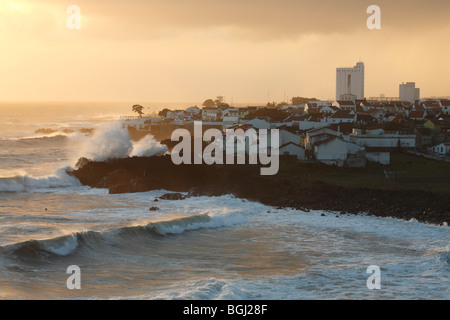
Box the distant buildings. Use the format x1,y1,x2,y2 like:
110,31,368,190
399,82,420,104
441,100,450,115
432,143,450,155
119,60,450,166
336,62,365,101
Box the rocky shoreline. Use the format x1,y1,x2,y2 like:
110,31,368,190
68,155,450,226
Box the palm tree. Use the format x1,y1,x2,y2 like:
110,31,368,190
132,104,144,117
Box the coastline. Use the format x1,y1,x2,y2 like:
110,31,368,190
68,155,450,226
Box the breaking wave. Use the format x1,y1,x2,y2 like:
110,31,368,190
130,135,168,158
1,213,246,260
74,122,167,161
0,167,81,192
0,134,72,148
18,134,70,144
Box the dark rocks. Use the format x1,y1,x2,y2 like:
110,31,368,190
149,207,159,211
159,193,186,201
75,157,90,169
109,184,131,194
68,155,450,226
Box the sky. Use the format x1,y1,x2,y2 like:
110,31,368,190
0,0,449,104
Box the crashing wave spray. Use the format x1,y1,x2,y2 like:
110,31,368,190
74,122,167,162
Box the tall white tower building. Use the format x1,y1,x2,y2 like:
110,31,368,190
336,62,365,101
399,82,420,104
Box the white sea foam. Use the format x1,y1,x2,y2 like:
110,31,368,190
74,122,133,161
145,212,248,236
119,278,254,300
0,166,81,192
41,235,79,256
130,135,168,158
72,121,167,162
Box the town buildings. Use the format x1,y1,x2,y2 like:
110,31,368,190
121,62,450,167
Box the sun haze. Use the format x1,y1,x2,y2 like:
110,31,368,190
0,0,449,103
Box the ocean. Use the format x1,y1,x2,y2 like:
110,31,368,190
0,102,448,300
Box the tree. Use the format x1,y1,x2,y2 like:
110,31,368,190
202,99,216,108
214,96,224,106
291,97,318,105
276,101,288,108
132,104,144,117
159,108,171,117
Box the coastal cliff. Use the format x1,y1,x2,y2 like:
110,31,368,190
68,155,450,226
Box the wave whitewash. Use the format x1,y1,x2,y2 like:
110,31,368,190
0,104,448,302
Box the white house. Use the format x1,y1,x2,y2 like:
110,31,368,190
440,100,450,115
432,143,450,155
222,108,239,129
280,142,305,160
314,136,365,167
320,105,338,114
327,110,356,124
202,108,220,121
304,101,333,114
186,106,201,116
305,127,343,151
333,101,357,112
349,131,416,151
279,129,301,146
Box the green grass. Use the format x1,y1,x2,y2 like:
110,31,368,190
276,153,450,193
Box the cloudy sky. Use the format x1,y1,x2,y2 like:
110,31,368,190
0,0,449,104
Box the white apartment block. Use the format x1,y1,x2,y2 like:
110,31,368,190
399,82,420,104
336,62,365,101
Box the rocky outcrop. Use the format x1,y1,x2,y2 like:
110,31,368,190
68,156,450,226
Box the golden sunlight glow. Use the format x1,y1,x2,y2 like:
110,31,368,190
0,0,29,13
0,0,448,103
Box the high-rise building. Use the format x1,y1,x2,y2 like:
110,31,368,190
336,62,365,101
399,82,420,104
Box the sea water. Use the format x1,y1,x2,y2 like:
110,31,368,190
0,103,448,300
